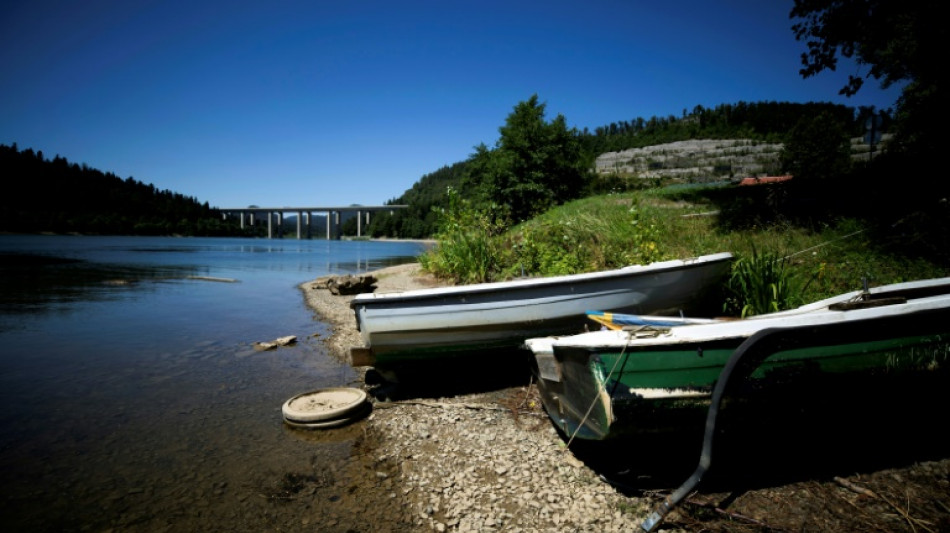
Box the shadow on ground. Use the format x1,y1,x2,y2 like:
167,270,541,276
364,349,537,401
567,370,950,494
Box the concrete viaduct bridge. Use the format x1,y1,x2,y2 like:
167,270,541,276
220,205,408,239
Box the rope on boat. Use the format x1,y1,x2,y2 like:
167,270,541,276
564,330,635,448
780,212,916,263
780,227,866,261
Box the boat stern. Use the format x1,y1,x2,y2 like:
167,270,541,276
525,337,616,441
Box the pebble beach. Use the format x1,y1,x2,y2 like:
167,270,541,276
299,263,655,532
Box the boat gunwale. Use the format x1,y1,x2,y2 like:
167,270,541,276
533,299,950,442
541,288,950,349
759,276,950,317
349,252,733,307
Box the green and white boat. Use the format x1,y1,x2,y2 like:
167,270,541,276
525,277,950,441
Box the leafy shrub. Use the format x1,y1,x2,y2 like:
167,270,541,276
418,188,507,283
421,191,667,283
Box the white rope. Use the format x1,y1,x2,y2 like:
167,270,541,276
565,331,634,448
781,228,866,261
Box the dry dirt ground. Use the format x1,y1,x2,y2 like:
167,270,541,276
300,263,950,532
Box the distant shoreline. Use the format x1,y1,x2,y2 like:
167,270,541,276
0,231,438,245
354,236,437,245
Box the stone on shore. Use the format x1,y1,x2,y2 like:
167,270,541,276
313,274,378,295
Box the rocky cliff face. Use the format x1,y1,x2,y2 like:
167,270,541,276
595,139,782,181
595,136,887,181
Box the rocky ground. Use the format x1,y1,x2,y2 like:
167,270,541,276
299,263,950,532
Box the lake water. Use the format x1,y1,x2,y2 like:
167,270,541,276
0,235,429,531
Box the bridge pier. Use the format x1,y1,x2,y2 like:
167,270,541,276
328,210,340,240
220,205,407,239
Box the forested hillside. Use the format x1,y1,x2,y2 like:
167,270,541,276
364,161,468,239
578,100,880,154
0,144,237,236
0,101,890,239
366,100,889,239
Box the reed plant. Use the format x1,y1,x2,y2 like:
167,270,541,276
722,245,803,317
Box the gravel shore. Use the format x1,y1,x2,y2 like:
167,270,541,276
299,263,655,532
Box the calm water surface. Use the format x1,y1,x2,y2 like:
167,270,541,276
0,235,428,531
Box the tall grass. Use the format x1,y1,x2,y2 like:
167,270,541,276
506,195,662,278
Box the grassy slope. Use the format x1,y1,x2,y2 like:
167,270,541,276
489,184,949,308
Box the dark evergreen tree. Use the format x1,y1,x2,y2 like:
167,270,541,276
464,95,589,223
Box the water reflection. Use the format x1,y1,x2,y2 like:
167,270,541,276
0,235,428,531
0,251,200,315
332,254,421,274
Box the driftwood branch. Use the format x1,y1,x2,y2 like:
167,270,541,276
683,497,788,531
374,400,507,411
374,398,547,417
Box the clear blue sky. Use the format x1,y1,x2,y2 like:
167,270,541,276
1,0,902,209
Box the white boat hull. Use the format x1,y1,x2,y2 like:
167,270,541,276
349,253,734,372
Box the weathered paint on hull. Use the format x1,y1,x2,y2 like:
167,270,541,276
538,321,950,441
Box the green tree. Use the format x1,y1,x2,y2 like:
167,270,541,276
790,0,940,162
464,95,589,223
779,112,852,182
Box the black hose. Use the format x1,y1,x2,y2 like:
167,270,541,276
640,327,784,531
640,305,950,532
